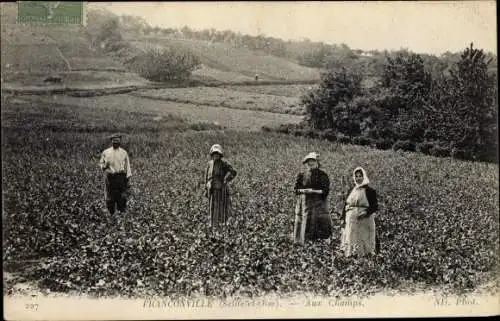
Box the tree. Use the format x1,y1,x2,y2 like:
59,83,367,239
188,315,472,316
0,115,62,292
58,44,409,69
301,67,362,131
381,51,432,141
446,43,497,159
120,14,149,35
131,47,201,82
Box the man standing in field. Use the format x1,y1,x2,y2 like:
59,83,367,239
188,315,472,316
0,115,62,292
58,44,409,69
99,134,132,219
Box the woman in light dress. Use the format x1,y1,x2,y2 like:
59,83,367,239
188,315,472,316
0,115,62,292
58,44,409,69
340,167,379,257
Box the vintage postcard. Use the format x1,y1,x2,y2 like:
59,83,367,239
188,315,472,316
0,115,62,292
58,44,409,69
2,1,498,320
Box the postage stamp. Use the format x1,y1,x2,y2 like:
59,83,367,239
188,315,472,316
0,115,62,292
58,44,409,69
17,1,83,25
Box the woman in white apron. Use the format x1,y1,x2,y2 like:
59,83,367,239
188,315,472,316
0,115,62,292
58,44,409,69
340,167,379,257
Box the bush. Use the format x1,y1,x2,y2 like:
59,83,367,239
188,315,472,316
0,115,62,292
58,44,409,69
375,139,393,150
336,133,351,145
351,136,372,146
450,148,474,161
429,145,451,158
392,140,416,152
131,47,201,82
416,141,435,155
318,129,337,142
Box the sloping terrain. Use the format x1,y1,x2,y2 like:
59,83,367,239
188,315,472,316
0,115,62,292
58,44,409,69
1,23,125,73
127,36,321,82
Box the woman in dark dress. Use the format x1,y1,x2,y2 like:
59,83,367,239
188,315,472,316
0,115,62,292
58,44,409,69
205,144,237,230
293,152,333,244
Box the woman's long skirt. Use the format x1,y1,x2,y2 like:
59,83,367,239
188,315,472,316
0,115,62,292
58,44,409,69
293,194,332,244
340,208,376,257
209,185,232,228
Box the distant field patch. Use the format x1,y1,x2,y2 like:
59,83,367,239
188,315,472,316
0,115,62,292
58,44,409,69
225,84,318,98
23,94,303,131
192,64,254,83
132,86,306,115
1,71,148,86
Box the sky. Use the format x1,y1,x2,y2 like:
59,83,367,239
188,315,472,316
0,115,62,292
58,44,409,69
94,1,497,55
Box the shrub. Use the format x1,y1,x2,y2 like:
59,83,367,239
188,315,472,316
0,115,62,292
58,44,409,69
336,133,351,145
375,139,393,150
131,47,201,82
429,145,451,158
318,129,337,142
392,140,416,152
416,141,434,155
351,136,372,146
450,148,474,161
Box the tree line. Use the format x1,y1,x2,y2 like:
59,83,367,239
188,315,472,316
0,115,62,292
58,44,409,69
266,43,498,163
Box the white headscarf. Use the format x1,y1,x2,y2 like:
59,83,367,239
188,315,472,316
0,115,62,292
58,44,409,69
353,166,370,187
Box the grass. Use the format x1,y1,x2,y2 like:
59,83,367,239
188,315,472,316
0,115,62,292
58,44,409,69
2,94,498,298
127,36,321,82
1,23,125,73
1,71,149,87
18,93,304,131
132,87,306,115
0,96,225,136
224,84,319,98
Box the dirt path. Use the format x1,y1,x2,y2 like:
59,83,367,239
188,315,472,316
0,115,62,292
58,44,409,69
23,93,303,131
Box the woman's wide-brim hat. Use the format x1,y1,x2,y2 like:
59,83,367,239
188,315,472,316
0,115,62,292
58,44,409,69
303,152,319,164
210,144,224,156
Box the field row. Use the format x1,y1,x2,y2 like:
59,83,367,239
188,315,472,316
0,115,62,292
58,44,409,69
132,86,311,115
19,93,303,131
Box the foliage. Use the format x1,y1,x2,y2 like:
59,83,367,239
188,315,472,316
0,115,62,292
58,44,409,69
130,47,201,82
297,43,498,163
392,140,416,152
428,44,497,162
2,98,499,298
301,68,362,131
86,8,123,52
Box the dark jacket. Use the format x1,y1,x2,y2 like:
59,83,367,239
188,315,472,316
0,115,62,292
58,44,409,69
294,168,330,201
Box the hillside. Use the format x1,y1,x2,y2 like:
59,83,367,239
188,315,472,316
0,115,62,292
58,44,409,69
1,2,320,85
1,18,321,86
117,36,321,83
1,23,125,73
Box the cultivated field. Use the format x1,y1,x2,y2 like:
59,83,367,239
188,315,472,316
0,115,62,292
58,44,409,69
1,71,149,87
18,94,304,131
225,84,318,98
132,86,306,115
2,95,498,298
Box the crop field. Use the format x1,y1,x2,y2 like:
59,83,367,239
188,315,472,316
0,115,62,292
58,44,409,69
1,71,149,87
18,93,303,131
224,84,319,98
2,94,499,298
132,87,305,115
